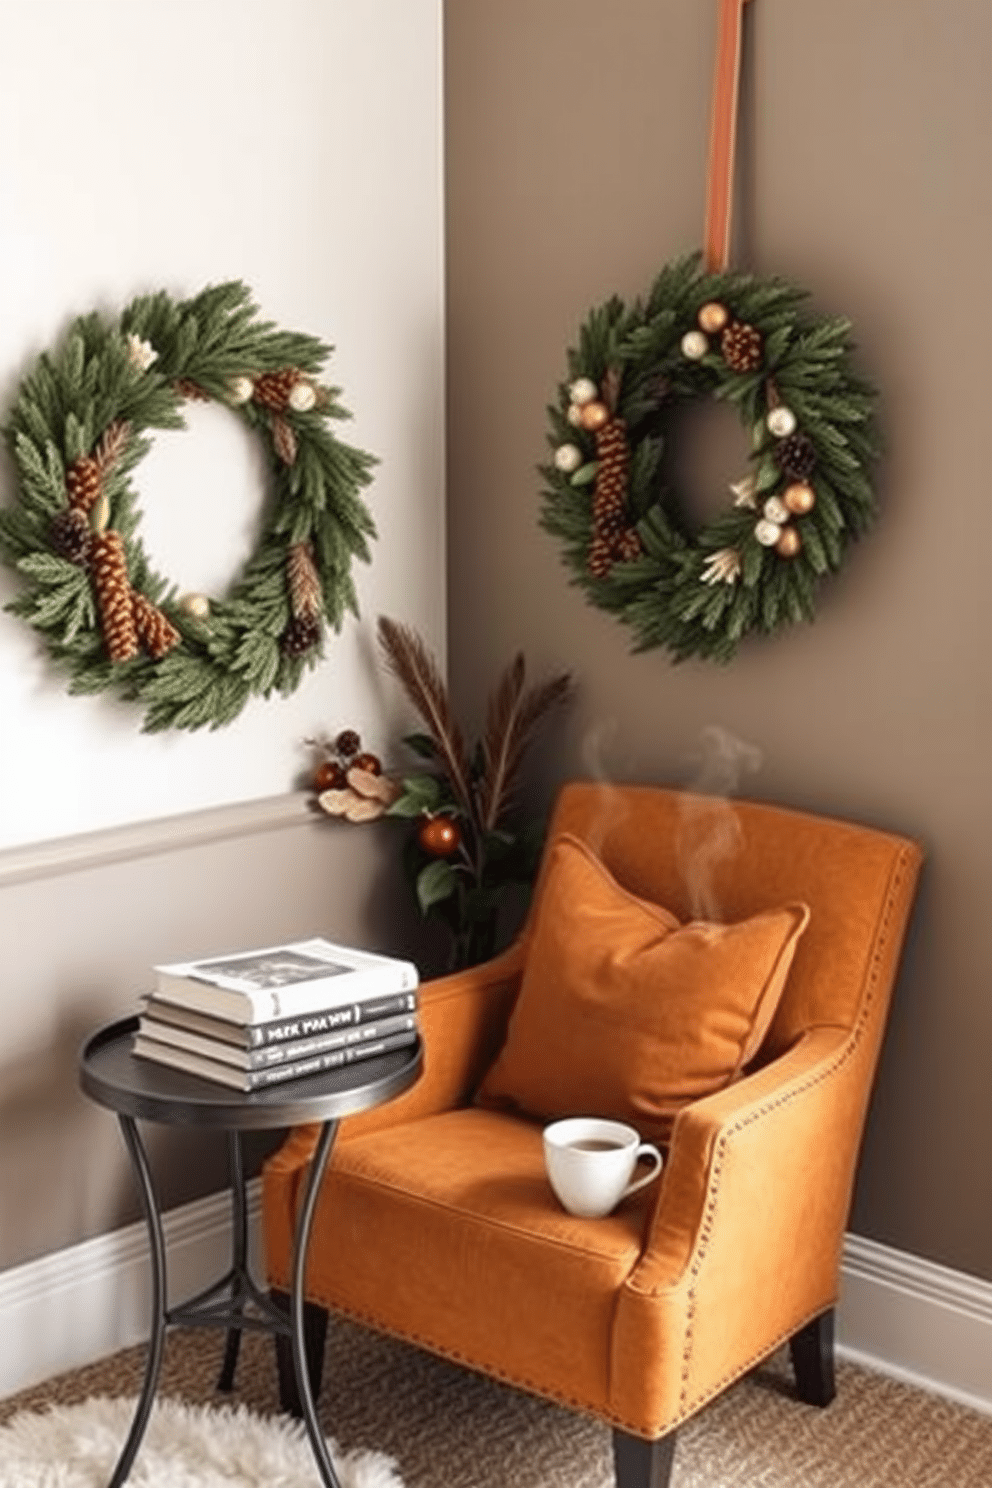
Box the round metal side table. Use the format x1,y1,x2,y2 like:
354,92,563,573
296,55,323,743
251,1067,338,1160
79,1014,422,1488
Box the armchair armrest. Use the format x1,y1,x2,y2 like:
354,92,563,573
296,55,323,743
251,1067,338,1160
612,1024,868,1432
262,938,527,1176
633,1024,859,1292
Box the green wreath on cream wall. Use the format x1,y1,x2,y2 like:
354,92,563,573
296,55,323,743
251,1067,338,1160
0,282,377,731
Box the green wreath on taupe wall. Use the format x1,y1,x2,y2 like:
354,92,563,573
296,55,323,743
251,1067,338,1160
0,282,377,731
539,255,879,663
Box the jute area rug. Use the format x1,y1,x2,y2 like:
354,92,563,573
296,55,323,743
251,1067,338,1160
1,1314,991,1488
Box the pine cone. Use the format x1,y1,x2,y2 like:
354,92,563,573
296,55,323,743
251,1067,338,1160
66,455,102,514
132,591,181,660
335,728,361,758
586,416,640,574
270,413,298,466
173,378,211,402
93,420,131,477
592,418,630,518
90,530,139,662
50,508,91,565
773,432,817,480
587,535,614,579
252,369,299,411
281,613,321,658
287,542,322,622
615,528,642,562
721,321,763,373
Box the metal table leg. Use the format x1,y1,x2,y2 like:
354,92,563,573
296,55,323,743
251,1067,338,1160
290,1119,342,1488
107,1114,168,1488
217,1130,247,1391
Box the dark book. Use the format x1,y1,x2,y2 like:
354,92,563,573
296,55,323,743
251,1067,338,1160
132,1026,419,1092
141,989,419,1049
137,1010,417,1070
153,936,419,1024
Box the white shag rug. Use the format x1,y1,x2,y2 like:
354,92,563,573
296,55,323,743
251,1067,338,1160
0,1394,406,1488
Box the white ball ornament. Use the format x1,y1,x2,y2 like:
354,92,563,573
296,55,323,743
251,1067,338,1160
228,376,254,405
567,403,584,427
554,443,584,474
568,377,598,407
763,496,790,525
755,518,782,547
767,405,798,438
681,330,709,361
288,380,317,412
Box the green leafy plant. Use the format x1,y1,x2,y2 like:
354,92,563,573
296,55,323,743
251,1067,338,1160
377,616,572,970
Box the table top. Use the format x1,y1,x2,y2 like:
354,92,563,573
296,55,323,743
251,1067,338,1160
79,1015,423,1130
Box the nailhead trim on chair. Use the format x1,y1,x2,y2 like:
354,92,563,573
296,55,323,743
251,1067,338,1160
271,848,918,1442
673,849,915,1424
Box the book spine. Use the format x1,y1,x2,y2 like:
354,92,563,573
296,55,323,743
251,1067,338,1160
251,1014,416,1068
245,990,418,1047
244,1027,419,1090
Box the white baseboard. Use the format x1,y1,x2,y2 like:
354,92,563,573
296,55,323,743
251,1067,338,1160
1,1208,990,1416
838,1232,992,1417
0,1181,262,1400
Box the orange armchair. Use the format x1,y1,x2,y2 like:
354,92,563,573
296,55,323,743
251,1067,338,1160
262,784,922,1487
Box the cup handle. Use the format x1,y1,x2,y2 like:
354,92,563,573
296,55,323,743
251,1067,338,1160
621,1143,663,1199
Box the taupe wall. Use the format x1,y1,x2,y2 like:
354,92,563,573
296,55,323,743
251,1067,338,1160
444,0,992,1279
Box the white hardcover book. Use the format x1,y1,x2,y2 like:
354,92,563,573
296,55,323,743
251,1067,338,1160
153,937,419,1025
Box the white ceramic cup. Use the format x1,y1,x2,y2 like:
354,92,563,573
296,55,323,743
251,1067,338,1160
543,1116,664,1218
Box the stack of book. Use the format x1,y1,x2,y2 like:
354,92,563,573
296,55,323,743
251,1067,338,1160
133,936,420,1092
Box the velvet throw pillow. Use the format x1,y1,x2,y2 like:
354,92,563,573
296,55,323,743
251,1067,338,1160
477,834,810,1144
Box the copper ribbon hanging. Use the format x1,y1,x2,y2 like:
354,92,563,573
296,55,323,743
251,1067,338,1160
703,0,755,272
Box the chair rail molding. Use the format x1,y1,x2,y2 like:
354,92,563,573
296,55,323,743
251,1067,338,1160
0,792,311,888
0,1210,990,1412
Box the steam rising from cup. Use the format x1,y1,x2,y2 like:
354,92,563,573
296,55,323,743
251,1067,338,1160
677,725,762,922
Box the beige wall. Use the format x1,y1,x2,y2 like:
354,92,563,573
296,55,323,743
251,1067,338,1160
444,0,992,1279
0,799,436,1272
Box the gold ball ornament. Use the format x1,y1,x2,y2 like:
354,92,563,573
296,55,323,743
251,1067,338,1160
783,481,816,515
179,592,211,619
554,443,584,474
763,496,790,525
767,405,798,438
775,527,802,558
698,301,730,334
754,518,782,547
568,377,598,407
681,330,709,361
579,400,610,432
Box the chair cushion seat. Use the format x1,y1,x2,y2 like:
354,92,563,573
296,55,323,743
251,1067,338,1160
297,1107,656,1412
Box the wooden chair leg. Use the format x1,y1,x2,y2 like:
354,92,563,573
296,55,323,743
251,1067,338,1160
612,1428,678,1488
269,1288,329,1418
790,1307,836,1407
